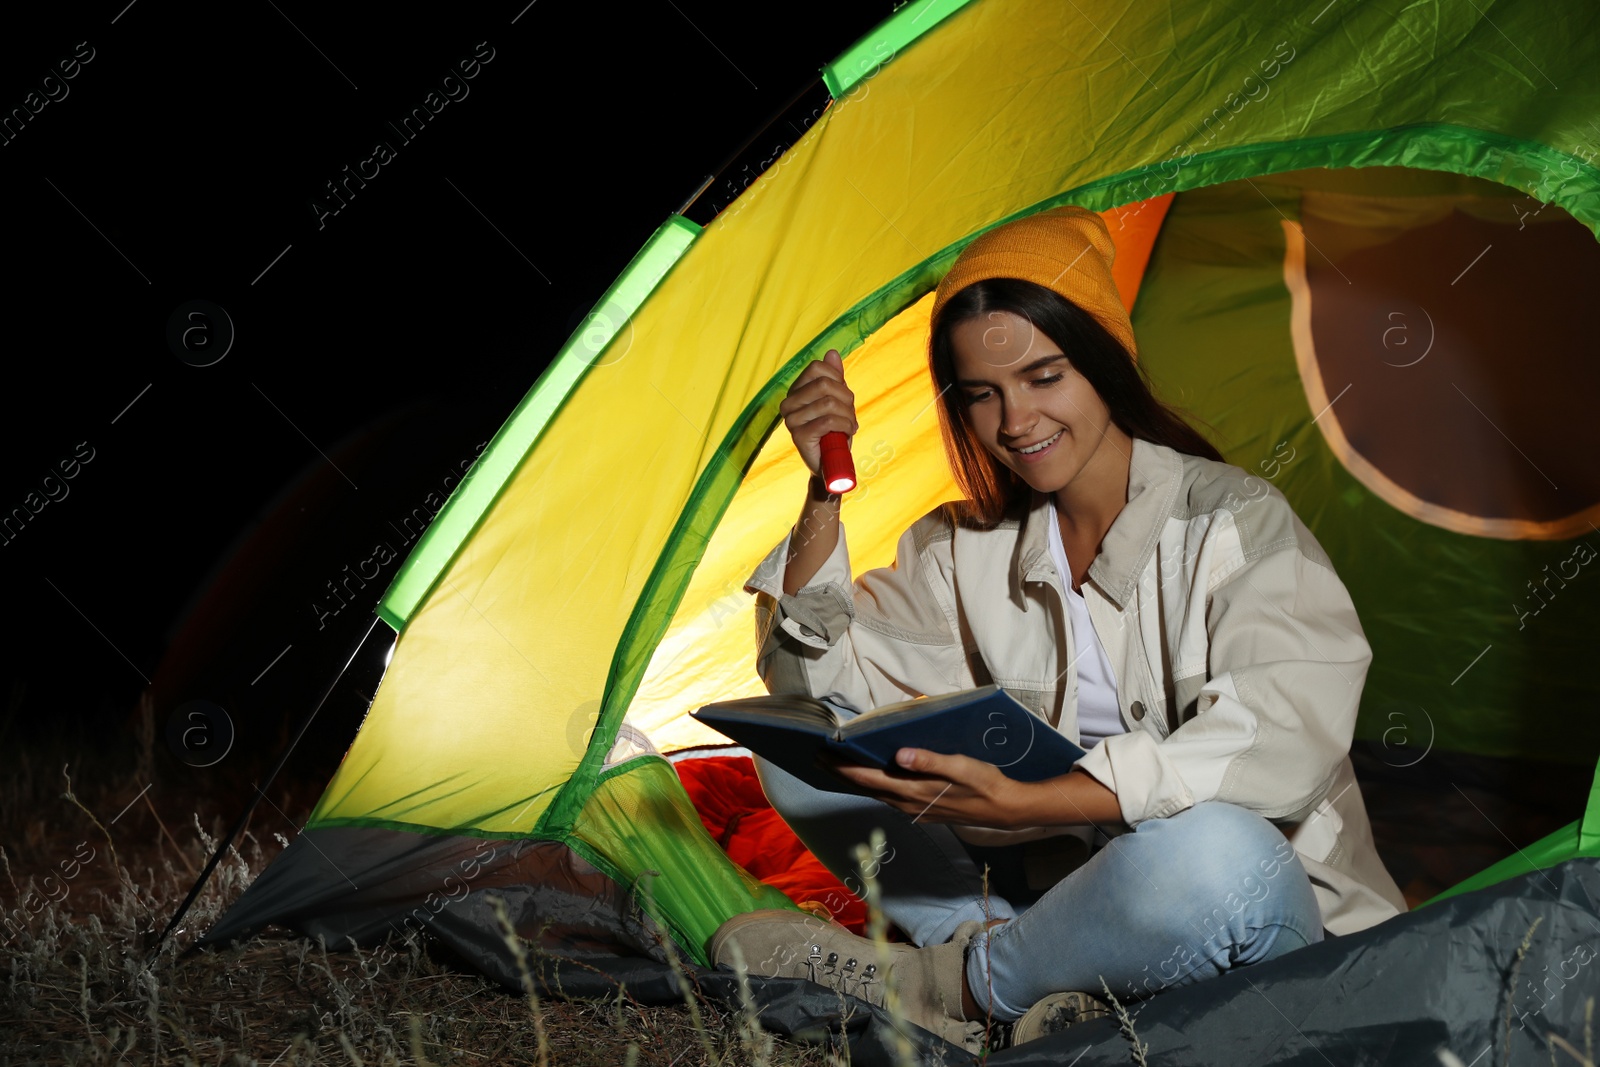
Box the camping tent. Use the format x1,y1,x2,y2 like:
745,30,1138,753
202,0,1600,999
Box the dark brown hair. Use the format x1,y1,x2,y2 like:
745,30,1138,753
928,278,1223,527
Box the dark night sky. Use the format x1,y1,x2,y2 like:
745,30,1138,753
0,1,889,774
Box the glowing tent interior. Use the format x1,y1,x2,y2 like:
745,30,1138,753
201,0,1600,991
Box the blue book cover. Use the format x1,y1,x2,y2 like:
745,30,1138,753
691,684,1087,796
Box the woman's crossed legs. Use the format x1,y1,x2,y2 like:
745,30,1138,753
755,753,1323,1021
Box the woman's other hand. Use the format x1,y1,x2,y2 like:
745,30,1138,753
778,348,858,480
827,750,1125,830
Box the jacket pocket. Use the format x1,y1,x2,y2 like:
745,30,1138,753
1286,794,1345,866
1003,686,1050,721
1169,672,1211,736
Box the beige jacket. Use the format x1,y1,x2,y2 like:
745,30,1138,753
743,436,1406,936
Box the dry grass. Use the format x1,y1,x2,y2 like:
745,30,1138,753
0,729,837,1067
10,706,1584,1066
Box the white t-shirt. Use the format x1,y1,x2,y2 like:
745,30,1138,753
1045,501,1126,749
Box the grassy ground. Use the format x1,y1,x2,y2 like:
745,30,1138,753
0,710,836,1067
6,697,1594,1066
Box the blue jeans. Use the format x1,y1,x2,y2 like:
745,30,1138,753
754,726,1324,1020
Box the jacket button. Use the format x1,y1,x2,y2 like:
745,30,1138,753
1130,700,1146,722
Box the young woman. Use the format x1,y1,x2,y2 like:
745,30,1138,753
713,206,1406,1049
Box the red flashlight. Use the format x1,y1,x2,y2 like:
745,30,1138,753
820,432,856,493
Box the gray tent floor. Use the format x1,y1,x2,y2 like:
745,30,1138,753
199,781,1599,1064
448,856,1598,1065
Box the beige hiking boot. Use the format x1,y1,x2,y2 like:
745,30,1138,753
1009,989,1115,1045
709,909,989,1052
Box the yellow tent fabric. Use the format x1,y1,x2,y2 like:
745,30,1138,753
309,0,1599,842
628,199,1172,751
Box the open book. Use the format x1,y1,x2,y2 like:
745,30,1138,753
690,684,1087,796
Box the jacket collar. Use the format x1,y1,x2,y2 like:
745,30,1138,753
1014,436,1184,611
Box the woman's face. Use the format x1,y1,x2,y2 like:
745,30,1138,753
948,310,1118,496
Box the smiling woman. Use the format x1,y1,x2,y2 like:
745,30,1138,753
946,309,1135,589
922,210,1223,544
726,204,1406,1049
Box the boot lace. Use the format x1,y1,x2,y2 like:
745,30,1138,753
803,944,885,1004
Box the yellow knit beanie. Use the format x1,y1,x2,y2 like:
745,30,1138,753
931,205,1137,361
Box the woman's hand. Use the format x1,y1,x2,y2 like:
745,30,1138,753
779,349,857,480
828,748,1024,827
825,749,1126,831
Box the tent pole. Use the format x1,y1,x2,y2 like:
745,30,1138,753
676,74,824,219
149,614,387,964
